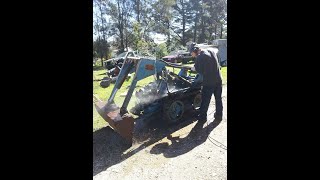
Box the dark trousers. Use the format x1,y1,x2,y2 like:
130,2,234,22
199,83,223,119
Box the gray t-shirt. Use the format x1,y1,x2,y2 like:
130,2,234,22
194,49,222,86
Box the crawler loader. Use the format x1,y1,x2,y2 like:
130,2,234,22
94,57,203,145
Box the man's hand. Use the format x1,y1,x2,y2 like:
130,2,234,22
180,66,196,73
188,66,197,73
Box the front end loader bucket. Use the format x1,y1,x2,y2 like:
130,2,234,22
95,101,135,144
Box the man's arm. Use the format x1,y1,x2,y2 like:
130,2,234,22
194,55,204,74
208,49,221,70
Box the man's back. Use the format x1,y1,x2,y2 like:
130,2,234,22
194,49,222,86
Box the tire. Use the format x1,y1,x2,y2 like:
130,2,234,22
100,77,111,88
163,99,185,125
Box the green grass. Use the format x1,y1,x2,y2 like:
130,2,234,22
93,64,227,131
221,67,227,85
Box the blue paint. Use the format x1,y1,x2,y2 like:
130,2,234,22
134,59,166,81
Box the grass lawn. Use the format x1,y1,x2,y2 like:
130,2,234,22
93,63,227,131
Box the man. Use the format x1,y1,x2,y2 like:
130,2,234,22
189,43,223,122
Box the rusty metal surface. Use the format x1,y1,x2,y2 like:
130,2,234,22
95,101,135,144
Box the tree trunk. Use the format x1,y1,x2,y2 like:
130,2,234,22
201,21,205,43
99,2,105,66
99,41,103,67
209,27,213,42
125,27,128,50
220,23,223,39
182,0,186,46
120,29,124,51
166,20,171,49
103,35,108,61
214,25,217,40
199,15,205,43
193,14,197,42
198,6,205,43
117,0,124,51
137,0,140,23
182,16,185,45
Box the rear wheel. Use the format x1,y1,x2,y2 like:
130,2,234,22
163,99,185,125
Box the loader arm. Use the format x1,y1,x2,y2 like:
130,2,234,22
106,57,136,105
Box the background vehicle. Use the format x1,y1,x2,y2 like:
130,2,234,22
162,50,193,63
212,39,227,67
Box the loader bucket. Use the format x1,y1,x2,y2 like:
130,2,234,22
94,101,135,144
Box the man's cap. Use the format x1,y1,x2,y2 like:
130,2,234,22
189,42,199,53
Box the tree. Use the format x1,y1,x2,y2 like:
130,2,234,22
93,0,109,66
155,43,168,59
131,0,156,45
171,0,193,46
189,0,200,42
93,0,227,59
151,0,175,48
132,22,149,54
203,0,226,41
211,0,226,40
187,0,226,43
107,0,134,53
